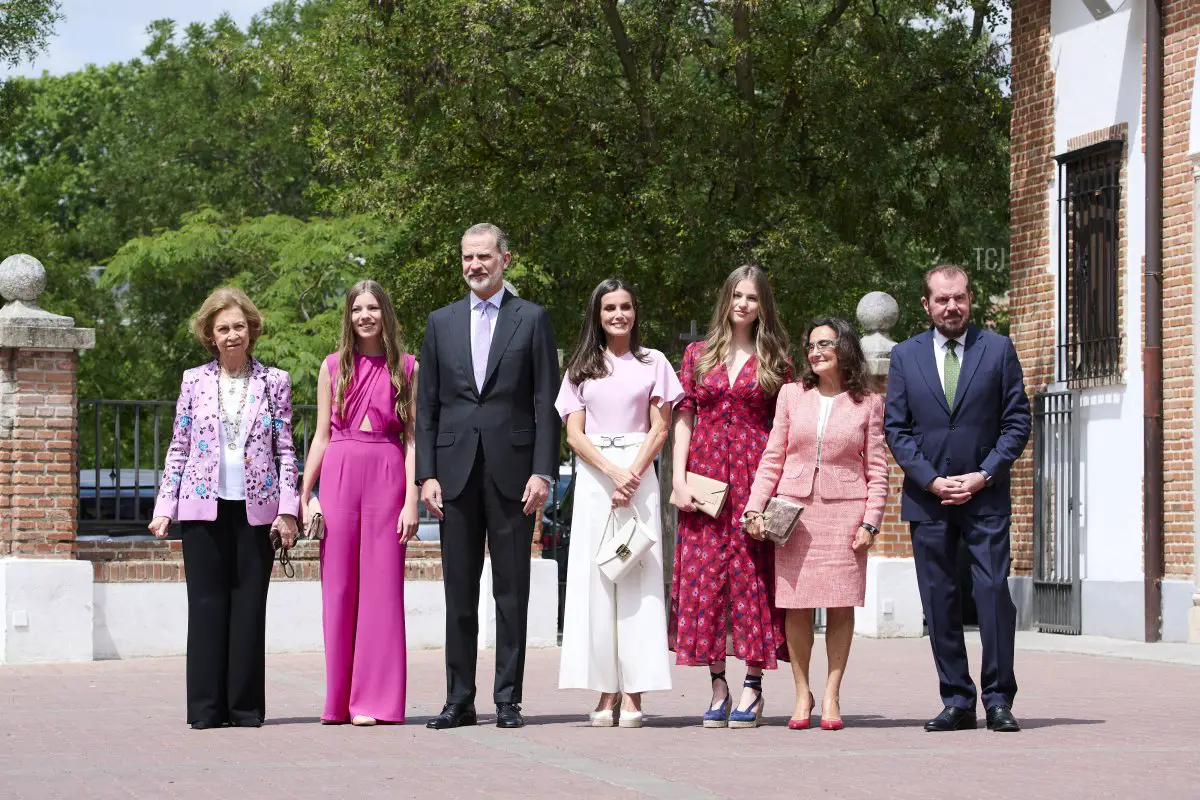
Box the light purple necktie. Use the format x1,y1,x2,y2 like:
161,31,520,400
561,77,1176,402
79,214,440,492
472,300,492,391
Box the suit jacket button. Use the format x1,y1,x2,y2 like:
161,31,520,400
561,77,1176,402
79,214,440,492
950,424,957,431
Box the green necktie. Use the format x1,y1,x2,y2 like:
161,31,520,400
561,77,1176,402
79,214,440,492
944,340,960,410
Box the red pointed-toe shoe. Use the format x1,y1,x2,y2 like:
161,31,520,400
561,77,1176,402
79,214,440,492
788,693,815,730
819,717,844,731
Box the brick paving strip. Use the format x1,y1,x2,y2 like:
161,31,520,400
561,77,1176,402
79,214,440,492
3,635,1199,799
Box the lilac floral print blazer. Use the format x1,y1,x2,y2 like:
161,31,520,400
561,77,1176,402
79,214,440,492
153,358,301,526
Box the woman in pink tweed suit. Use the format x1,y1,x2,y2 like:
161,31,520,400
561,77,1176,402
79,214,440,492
744,317,888,731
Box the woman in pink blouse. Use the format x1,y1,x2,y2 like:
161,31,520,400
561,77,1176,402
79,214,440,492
744,317,889,731
555,279,683,728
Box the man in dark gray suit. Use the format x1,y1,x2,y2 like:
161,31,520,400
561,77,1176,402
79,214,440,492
417,223,561,730
884,265,1031,734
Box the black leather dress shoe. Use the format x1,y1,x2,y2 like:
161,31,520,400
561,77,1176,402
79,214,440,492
495,702,524,729
985,704,1021,732
924,706,977,732
426,703,477,730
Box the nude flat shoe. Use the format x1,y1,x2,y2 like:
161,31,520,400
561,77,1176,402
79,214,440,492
352,715,378,726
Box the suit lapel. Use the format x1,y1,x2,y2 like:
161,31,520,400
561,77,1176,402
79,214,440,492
452,297,478,398
915,329,951,416
483,293,522,392
950,327,986,417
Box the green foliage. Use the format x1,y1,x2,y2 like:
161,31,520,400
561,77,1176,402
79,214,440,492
0,0,1012,405
0,0,61,66
103,210,401,405
266,0,1011,352
0,7,320,397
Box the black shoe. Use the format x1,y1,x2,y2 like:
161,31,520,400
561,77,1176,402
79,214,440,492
189,719,225,730
426,703,477,730
496,702,524,729
923,706,977,732
985,704,1021,732
231,717,263,728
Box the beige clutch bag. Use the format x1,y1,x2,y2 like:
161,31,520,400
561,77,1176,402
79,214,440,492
670,472,729,518
305,511,325,541
761,496,804,546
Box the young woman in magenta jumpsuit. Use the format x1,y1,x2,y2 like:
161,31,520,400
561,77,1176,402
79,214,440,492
670,265,793,729
301,280,420,726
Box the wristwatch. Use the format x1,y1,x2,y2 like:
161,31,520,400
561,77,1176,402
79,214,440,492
979,469,994,487
859,522,878,538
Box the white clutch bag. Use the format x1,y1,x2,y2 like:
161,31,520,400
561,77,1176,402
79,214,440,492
594,507,656,583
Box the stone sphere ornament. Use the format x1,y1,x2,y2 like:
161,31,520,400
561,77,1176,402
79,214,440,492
857,291,900,334
0,254,47,304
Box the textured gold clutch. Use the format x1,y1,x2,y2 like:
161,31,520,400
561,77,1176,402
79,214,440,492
761,496,804,546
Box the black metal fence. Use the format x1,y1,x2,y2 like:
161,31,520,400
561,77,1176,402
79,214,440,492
1032,390,1081,634
77,399,318,538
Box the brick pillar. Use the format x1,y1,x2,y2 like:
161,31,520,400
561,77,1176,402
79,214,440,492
855,291,924,638
0,254,95,664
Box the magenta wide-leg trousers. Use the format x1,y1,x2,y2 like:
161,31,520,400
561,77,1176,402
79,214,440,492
319,430,407,723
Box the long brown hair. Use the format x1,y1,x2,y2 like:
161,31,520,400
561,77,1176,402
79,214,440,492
798,317,872,402
565,278,649,385
335,280,413,423
694,265,790,396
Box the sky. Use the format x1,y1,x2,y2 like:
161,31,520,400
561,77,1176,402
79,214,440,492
2,0,273,79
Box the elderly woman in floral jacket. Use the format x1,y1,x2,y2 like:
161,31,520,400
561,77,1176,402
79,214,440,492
149,287,299,730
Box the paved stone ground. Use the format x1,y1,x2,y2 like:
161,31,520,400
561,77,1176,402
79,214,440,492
3,634,1199,799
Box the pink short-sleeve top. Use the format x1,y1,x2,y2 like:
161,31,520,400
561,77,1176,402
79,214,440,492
555,348,684,434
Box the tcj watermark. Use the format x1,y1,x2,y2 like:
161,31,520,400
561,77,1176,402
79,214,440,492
974,247,1008,270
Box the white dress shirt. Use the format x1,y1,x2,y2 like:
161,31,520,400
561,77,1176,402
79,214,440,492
932,328,968,387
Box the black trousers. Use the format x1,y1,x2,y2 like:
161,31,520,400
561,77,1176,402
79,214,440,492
910,512,1018,712
440,446,534,705
181,499,275,725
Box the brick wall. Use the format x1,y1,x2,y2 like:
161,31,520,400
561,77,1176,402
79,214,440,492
1010,1,1199,582
1007,0,1056,576
873,376,913,558
0,349,79,558
77,540,447,582
1161,3,1199,580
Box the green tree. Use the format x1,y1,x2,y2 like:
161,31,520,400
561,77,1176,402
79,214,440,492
102,209,405,405
0,0,61,67
0,6,322,397
262,0,1011,354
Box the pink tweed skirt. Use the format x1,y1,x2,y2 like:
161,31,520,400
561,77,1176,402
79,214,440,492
773,491,867,609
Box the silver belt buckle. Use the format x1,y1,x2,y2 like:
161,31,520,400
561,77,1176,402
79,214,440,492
599,435,626,449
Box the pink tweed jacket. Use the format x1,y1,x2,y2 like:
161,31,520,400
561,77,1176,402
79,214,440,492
153,359,300,526
745,382,889,526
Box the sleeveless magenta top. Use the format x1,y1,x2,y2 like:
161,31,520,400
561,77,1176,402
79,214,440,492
326,352,416,441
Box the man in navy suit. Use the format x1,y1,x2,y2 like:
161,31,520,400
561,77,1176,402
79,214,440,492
884,265,1031,733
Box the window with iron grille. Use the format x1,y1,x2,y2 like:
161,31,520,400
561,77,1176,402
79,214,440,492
1055,140,1123,386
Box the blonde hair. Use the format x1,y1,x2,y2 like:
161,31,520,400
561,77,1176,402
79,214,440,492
335,280,413,424
189,287,263,356
694,265,791,397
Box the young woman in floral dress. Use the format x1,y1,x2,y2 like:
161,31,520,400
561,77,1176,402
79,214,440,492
670,265,792,729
